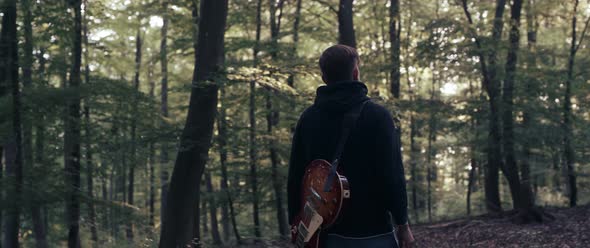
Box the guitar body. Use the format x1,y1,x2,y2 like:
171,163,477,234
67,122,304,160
291,159,350,248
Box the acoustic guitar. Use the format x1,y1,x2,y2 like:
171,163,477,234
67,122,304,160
290,159,350,248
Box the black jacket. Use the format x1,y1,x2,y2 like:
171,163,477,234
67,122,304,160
287,81,408,237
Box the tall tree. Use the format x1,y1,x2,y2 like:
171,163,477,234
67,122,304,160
1,1,22,247
127,25,143,241
216,87,241,243
522,0,538,210
250,0,263,239
466,80,480,216
158,0,229,247
21,0,33,183
401,1,421,222
216,90,230,241
501,0,540,221
0,147,3,247
288,0,303,87
64,0,83,247
485,0,507,213
425,2,442,222
426,66,437,222
562,0,589,207
83,0,98,244
268,0,289,237
159,0,170,227
460,0,506,213
338,0,356,47
389,0,400,98
20,0,48,246
147,60,156,228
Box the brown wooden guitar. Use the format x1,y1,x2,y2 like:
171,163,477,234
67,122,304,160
290,100,368,248
290,159,350,248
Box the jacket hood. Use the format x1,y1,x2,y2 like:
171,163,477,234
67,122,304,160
314,80,370,112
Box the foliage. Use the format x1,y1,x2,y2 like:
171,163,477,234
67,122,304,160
0,0,589,247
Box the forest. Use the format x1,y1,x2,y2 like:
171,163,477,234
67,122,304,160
0,0,589,247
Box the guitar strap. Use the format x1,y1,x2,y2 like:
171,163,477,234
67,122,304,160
323,99,370,192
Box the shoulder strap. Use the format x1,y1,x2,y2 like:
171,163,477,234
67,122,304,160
323,99,369,192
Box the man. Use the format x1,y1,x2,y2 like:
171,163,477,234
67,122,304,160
287,45,415,248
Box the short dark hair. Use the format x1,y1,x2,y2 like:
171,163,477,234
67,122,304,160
319,44,359,83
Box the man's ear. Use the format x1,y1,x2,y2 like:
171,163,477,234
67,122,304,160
352,65,360,81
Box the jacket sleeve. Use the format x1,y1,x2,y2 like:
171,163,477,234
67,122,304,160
287,115,306,225
374,109,409,225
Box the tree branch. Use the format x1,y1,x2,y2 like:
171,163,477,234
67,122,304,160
459,0,491,94
276,0,286,34
315,0,338,14
574,15,590,53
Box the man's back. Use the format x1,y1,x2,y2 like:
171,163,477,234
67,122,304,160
287,81,408,237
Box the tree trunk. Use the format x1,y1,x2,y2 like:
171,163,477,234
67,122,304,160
292,0,302,55
205,172,222,245
227,191,241,244
64,1,83,247
523,0,538,203
34,52,47,241
1,2,21,248
160,0,170,227
201,198,208,235
158,0,228,247
148,141,156,224
563,0,583,208
466,158,477,216
2,143,21,248
563,0,588,207
148,61,156,227
0,146,3,248
120,124,128,204
249,80,261,239
503,0,539,220
287,0,303,87
21,0,34,198
20,0,49,246
389,0,400,98
250,0,262,239
338,0,356,47
31,207,47,248
268,0,289,237
127,26,142,242
269,0,285,59
501,0,524,210
217,88,240,243
466,80,479,216
409,114,419,223
426,65,438,223
460,0,505,214
267,94,289,237
485,0,507,215
82,0,99,244
108,159,115,238
190,2,201,240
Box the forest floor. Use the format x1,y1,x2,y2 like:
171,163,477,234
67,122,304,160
412,204,590,248
234,204,590,248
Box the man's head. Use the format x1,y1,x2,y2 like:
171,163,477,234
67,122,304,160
319,44,360,84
